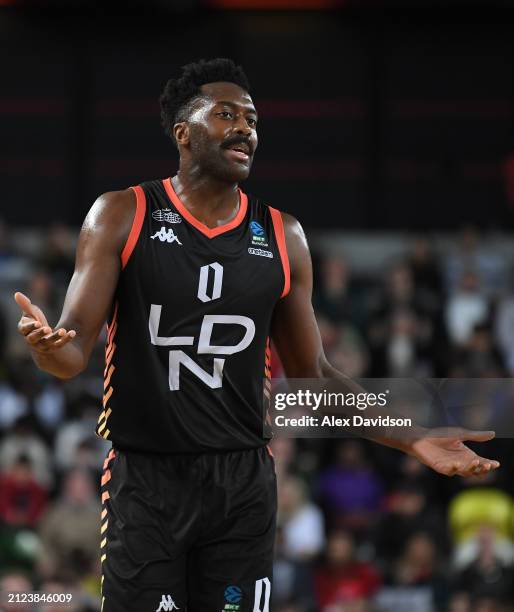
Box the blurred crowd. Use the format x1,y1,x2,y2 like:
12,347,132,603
0,220,513,611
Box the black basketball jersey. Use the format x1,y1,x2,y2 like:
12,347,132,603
95,178,290,453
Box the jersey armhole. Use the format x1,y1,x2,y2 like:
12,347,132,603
269,207,291,299
121,185,146,269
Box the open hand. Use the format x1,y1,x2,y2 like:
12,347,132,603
15,291,76,353
409,427,500,477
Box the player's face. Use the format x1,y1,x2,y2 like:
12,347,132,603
186,82,258,183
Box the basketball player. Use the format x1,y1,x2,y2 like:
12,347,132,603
15,59,499,611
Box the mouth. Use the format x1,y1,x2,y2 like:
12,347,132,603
223,142,252,164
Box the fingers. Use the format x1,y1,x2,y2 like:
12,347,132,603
23,326,77,352
39,328,77,350
14,291,33,314
455,457,500,478
461,430,496,443
13,291,49,327
53,330,76,348
26,325,53,345
18,318,43,336
437,455,501,478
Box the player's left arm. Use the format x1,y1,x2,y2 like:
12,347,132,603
271,212,499,477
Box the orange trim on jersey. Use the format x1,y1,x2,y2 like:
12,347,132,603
107,303,118,337
107,321,117,346
104,303,118,345
103,387,113,408
103,449,116,470
104,365,115,390
121,185,146,269
101,469,111,486
163,177,248,239
269,207,291,298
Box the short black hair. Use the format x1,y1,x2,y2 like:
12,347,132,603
159,58,250,141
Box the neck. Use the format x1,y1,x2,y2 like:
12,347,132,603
172,164,240,228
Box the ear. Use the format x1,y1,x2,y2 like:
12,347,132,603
173,122,189,146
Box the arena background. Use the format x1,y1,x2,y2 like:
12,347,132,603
1,1,514,610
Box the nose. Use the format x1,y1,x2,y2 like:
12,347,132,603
234,113,251,135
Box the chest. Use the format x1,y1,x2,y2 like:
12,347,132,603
134,205,283,318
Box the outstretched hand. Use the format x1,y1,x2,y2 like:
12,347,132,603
409,427,500,477
14,291,76,353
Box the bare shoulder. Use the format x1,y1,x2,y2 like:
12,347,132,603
80,188,136,255
275,210,311,280
279,211,309,255
281,211,304,236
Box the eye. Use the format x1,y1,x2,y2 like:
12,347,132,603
247,117,257,127
217,111,233,119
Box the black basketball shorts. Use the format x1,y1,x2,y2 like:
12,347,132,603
99,445,277,612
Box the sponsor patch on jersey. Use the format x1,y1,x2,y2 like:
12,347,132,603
249,220,268,247
222,585,243,611
248,247,273,258
152,209,182,224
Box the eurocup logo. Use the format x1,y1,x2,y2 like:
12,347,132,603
250,220,265,236
224,586,243,604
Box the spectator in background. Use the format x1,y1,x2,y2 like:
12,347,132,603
0,379,29,432
1,358,65,439
494,267,514,374
278,475,325,561
449,489,514,569
15,366,64,440
374,482,447,567
444,227,506,298
317,315,369,379
452,526,514,609
36,224,75,305
273,526,316,612
0,357,65,438
316,441,383,533
0,416,53,488
385,309,430,376
36,578,90,612
446,270,489,346
54,394,110,477
313,255,355,326
0,454,47,528
453,323,505,377
387,531,448,609
315,529,380,610
0,571,33,612
37,469,100,581
407,237,451,377
367,262,434,376
407,237,443,299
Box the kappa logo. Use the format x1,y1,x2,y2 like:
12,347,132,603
248,247,273,258
152,209,182,224
151,227,183,245
155,595,179,611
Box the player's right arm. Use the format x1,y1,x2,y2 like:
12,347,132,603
15,189,136,379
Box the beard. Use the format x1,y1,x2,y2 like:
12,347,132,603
188,126,253,183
